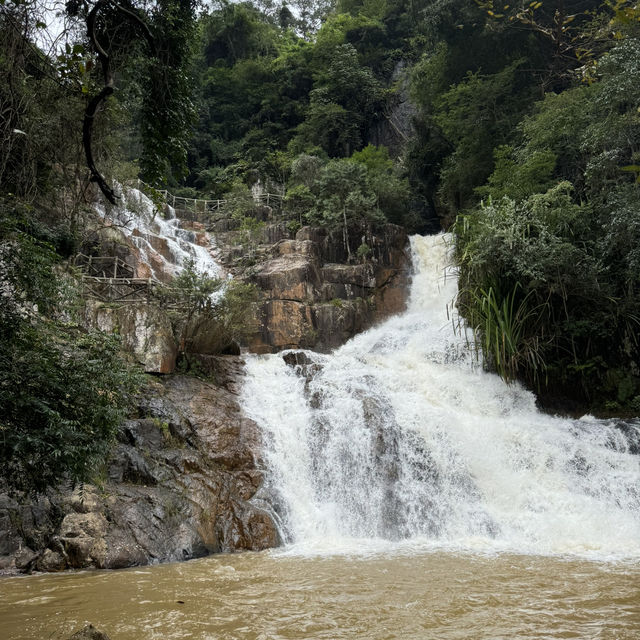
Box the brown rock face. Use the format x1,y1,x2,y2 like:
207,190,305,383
84,300,178,374
241,224,410,353
255,253,320,302
258,300,316,351
0,359,280,575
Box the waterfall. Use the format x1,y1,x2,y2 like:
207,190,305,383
242,234,640,559
95,187,223,281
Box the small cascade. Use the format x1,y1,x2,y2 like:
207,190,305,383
95,186,222,281
242,234,640,559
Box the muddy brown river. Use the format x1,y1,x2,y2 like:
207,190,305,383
1,551,639,639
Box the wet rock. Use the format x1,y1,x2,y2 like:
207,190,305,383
240,224,409,353
260,222,290,245
0,493,64,570
14,547,37,571
321,263,376,297
108,445,158,485
37,548,66,572
121,418,165,450
210,217,239,233
274,239,319,258
255,253,320,302
296,226,327,244
282,351,324,388
84,301,177,374
258,299,316,351
0,555,15,571
68,487,102,515
369,61,417,158
312,299,370,352
69,624,111,640
282,351,315,367
0,359,280,575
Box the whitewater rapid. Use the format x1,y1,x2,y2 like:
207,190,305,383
242,234,640,560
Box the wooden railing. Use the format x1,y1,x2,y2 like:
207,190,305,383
73,254,153,303
73,254,205,306
135,180,283,223
73,254,135,279
82,276,157,303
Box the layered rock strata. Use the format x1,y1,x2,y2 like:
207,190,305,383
217,222,410,353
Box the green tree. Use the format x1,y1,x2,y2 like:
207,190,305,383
160,261,259,361
308,158,384,259
433,59,531,217
139,0,199,186
298,43,384,157
351,144,410,225
0,207,141,494
476,145,556,202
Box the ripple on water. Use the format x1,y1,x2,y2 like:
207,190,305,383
1,551,639,640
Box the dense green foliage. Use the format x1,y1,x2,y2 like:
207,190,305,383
455,33,640,413
0,1,150,493
138,0,199,184
0,207,141,494
2,0,640,491
181,0,421,226
159,261,259,362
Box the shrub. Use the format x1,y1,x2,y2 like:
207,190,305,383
0,207,141,494
158,261,259,363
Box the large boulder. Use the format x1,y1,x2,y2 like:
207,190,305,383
84,300,177,374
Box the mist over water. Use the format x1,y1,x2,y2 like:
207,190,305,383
242,234,640,559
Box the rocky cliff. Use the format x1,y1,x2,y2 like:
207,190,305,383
84,190,410,365
0,358,278,574
0,195,412,574
215,219,410,353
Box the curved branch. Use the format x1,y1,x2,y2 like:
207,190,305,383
114,4,156,54
87,1,110,68
83,0,155,204
84,85,117,203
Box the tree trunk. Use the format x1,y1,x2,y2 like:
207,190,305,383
342,205,352,262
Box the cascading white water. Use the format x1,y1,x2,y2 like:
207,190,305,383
95,187,222,280
242,233,640,559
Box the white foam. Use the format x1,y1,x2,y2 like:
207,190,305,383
242,234,640,561
95,187,222,281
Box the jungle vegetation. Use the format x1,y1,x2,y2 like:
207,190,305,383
1,0,639,494
181,0,640,414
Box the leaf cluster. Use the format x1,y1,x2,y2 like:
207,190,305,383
455,37,640,411
156,260,259,361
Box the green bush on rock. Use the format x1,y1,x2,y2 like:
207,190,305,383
156,261,259,367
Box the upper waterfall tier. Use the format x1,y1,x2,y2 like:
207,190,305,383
242,234,640,560
94,187,223,282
